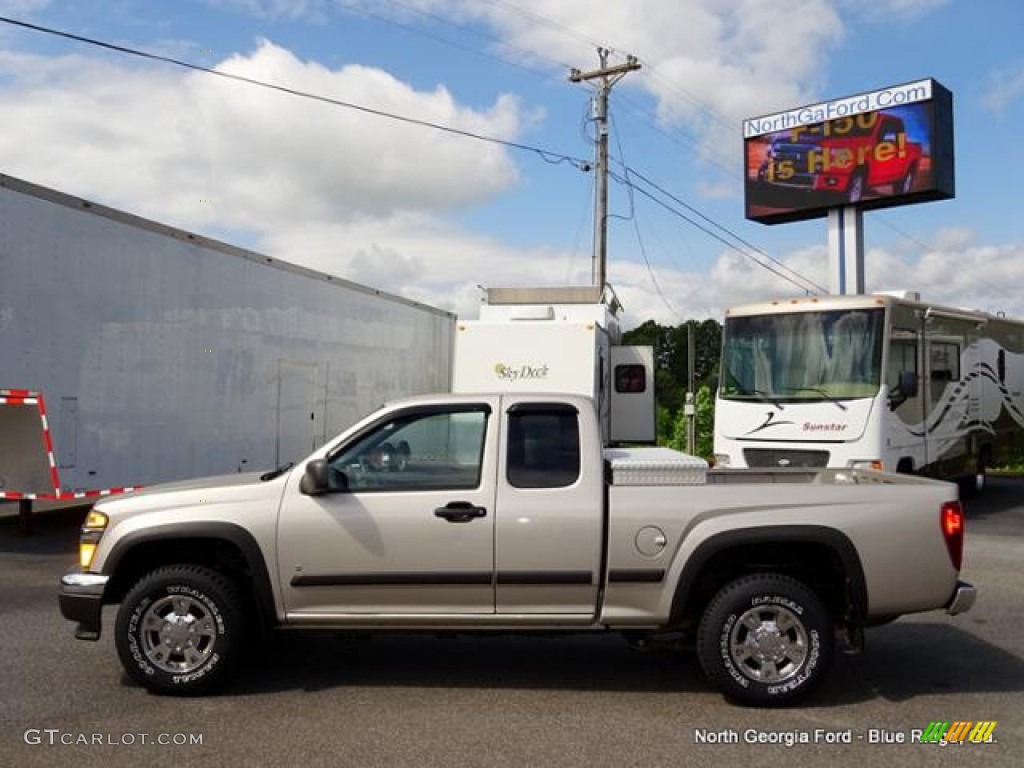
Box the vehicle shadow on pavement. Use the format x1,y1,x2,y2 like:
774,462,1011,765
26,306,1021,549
0,503,85,555
228,632,707,695
816,621,1024,705
219,620,1023,706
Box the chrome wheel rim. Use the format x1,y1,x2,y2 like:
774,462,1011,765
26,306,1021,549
729,604,809,683
140,594,218,674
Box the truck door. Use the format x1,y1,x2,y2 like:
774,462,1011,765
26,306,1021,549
277,398,499,617
493,401,602,617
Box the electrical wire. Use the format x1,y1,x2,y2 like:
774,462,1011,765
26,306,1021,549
0,14,590,171
1,12,827,297
338,0,572,82
622,166,828,294
610,167,822,295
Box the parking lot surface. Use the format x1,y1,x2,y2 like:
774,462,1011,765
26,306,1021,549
2,477,1021,767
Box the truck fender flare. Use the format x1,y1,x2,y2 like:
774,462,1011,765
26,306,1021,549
102,521,277,625
669,525,867,624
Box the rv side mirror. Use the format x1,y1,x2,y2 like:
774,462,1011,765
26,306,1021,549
889,370,918,410
899,370,918,398
300,458,331,496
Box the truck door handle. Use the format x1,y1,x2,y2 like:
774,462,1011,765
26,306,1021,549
434,501,487,523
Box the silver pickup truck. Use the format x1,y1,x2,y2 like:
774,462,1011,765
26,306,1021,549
59,392,975,706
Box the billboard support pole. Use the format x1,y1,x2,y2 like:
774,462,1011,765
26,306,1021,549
827,205,864,294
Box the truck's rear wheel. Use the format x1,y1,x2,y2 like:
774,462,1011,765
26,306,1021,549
696,574,833,706
115,564,243,695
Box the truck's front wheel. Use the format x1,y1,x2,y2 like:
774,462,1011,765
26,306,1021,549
696,574,833,707
115,564,243,695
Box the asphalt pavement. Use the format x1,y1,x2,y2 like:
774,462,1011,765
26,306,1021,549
1,477,1021,767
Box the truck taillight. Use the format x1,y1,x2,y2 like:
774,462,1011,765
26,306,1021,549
941,501,965,571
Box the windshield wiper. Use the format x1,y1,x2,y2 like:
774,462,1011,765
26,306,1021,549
260,462,295,481
780,386,848,411
728,387,785,410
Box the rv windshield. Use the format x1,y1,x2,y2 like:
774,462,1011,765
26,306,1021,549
720,308,884,403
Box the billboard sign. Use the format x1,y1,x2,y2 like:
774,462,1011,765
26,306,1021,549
744,79,954,224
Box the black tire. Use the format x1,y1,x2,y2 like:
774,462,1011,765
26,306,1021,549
115,564,244,695
696,574,833,707
959,455,987,499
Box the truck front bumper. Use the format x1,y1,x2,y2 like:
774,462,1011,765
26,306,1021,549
59,571,110,641
945,580,977,615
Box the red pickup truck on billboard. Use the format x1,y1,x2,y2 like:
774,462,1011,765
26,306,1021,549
756,111,922,203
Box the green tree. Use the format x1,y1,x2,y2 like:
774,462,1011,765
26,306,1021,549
622,318,722,416
695,384,715,459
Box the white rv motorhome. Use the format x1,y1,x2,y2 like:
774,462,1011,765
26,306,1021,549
452,286,655,444
714,292,1024,494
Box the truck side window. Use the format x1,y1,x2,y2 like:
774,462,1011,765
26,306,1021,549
506,407,580,489
328,407,488,492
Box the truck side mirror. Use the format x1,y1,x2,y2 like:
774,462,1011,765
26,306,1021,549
300,459,331,496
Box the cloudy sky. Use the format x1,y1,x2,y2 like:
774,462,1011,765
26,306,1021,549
1,0,1022,326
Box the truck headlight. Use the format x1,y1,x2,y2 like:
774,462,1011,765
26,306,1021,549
79,509,108,570
713,453,731,468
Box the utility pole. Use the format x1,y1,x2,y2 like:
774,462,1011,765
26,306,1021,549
570,48,640,290
686,320,696,454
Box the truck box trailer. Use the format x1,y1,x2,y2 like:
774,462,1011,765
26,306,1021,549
0,173,455,500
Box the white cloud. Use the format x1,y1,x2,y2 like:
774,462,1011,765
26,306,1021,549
205,0,329,22
4,2,1021,335
0,40,524,233
689,229,1024,324
0,0,50,15
839,0,949,22
417,0,845,176
260,211,594,319
982,61,1024,112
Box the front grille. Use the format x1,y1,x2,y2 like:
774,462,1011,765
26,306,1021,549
743,448,830,468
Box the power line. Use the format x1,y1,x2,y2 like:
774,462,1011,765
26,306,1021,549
622,166,828,294
338,0,572,82
479,0,605,50
610,167,823,295
2,13,824,296
0,14,590,171
610,113,683,322
422,5,816,292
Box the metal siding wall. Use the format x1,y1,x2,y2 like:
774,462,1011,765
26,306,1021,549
0,181,455,491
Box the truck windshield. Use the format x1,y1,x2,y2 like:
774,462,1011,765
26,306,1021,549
720,308,884,403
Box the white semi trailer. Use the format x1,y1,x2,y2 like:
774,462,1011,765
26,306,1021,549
0,173,455,504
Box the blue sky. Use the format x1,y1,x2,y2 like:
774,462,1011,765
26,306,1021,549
1,0,1022,326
